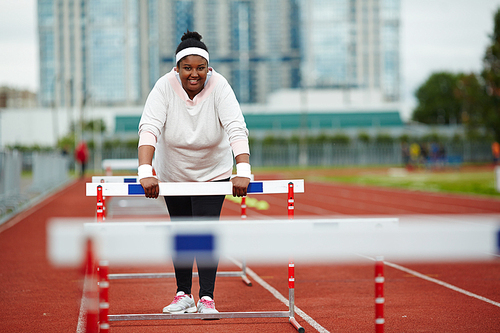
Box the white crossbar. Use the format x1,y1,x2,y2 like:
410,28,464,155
91,174,255,184
47,217,500,267
102,159,138,170
86,179,304,196
108,311,290,321
92,175,139,183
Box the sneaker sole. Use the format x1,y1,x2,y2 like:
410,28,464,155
163,306,197,314
199,309,220,320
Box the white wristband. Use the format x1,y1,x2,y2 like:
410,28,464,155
138,164,156,180
236,162,251,179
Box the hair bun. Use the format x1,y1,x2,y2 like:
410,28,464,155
181,30,203,42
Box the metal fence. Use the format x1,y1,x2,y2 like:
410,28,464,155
88,141,494,169
30,152,71,192
242,141,492,167
0,150,71,222
0,150,23,215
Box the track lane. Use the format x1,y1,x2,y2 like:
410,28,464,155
1,174,500,332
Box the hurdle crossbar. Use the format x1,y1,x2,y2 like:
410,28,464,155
92,175,140,183
107,311,291,321
86,179,304,196
91,174,255,184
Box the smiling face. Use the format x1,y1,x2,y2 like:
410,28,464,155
177,55,208,100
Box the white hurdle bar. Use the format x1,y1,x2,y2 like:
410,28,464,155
101,159,139,176
86,179,304,197
49,218,500,267
91,174,255,184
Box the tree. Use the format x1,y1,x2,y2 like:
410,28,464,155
412,72,463,124
481,8,500,142
455,73,486,128
412,71,486,128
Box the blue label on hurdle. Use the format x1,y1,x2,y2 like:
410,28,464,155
497,229,500,254
174,234,216,263
124,178,138,183
247,182,263,193
175,234,215,252
128,184,145,195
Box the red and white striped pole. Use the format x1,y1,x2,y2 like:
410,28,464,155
241,196,247,219
288,182,294,219
288,260,304,333
100,179,106,220
287,182,304,332
84,238,99,333
375,256,385,333
98,260,110,333
96,185,104,222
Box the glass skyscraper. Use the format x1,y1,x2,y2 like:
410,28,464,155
38,0,399,107
155,0,302,104
300,0,400,101
37,0,148,107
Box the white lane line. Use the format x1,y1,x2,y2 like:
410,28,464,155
359,254,500,308
76,278,88,333
384,261,500,308
228,257,331,333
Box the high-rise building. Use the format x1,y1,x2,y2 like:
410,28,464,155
300,0,400,101
155,0,302,104
37,0,399,107
37,0,150,108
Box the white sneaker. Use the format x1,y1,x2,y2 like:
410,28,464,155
197,296,219,314
163,291,197,313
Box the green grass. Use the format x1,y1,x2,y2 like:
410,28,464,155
320,169,500,198
254,165,500,198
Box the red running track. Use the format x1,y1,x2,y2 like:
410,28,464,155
0,177,499,332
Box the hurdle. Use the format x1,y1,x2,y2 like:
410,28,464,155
101,159,138,176
85,179,306,332
50,215,500,332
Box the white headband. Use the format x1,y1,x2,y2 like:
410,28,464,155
175,47,209,64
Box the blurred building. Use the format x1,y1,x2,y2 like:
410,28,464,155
0,87,38,108
38,0,149,107
301,0,400,102
37,0,399,107
155,0,302,104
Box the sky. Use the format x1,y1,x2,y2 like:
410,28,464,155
0,0,500,121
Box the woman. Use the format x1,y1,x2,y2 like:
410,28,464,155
137,30,251,315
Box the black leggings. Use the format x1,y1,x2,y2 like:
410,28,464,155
164,184,227,300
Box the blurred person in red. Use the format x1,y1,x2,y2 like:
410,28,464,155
492,141,500,165
75,141,89,179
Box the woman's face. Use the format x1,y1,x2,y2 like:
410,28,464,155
178,55,208,99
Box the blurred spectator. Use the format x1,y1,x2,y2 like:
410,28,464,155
492,141,500,165
409,143,421,169
420,143,428,165
401,142,410,169
75,141,89,179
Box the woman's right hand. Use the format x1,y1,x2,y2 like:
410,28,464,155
140,177,159,198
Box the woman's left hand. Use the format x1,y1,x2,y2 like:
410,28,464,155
231,176,250,197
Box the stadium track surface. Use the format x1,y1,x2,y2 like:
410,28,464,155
1,174,499,332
